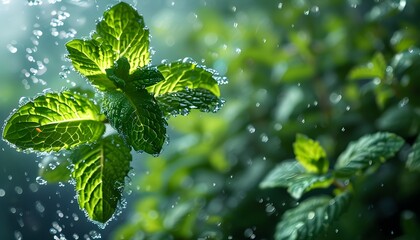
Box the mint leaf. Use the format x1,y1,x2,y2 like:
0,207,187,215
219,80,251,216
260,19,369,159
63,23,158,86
128,66,164,88
66,39,117,91
275,191,351,240
39,154,71,183
293,134,329,174
66,2,150,91
260,160,333,199
406,135,420,172
72,134,132,223
348,52,386,81
2,91,106,152
106,57,164,89
102,89,167,154
96,2,150,69
146,60,222,116
334,132,404,177
156,88,223,116
150,61,221,97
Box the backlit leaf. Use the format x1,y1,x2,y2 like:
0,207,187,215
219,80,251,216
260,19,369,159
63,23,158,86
66,39,116,91
2,91,106,152
348,52,386,81
149,61,221,97
275,191,351,240
96,2,150,69
293,134,329,174
260,160,333,199
156,88,223,116
334,132,404,177
147,60,222,116
72,134,132,223
66,2,150,91
102,89,167,154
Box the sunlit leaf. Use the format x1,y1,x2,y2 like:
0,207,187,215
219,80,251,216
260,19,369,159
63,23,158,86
293,134,329,174
2,91,106,152
66,2,150,91
156,88,223,116
149,60,221,97
334,132,404,177
102,89,167,154
348,52,386,81
66,39,116,91
96,2,150,69
72,134,132,223
145,60,222,116
407,135,420,172
260,160,333,199
275,191,351,240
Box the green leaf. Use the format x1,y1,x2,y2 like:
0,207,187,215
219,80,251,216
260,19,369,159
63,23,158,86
348,52,386,81
149,60,221,97
39,154,71,183
128,66,165,88
72,134,132,223
260,160,333,199
293,134,329,174
66,2,150,91
146,60,222,116
106,57,164,89
407,135,420,172
2,91,106,152
155,88,223,116
102,89,167,154
275,191,351,240
96,2,150,69
334,132,404,177
66,39,117,91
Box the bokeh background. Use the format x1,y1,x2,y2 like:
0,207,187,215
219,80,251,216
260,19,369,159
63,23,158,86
1,0,420,239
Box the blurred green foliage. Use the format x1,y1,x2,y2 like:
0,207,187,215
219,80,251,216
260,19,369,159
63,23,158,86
113,0,420,239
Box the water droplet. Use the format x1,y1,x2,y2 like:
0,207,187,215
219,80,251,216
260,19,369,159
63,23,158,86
7,43,18,53
307,211,315,220
0,189,5,197
14,231,22,240
329,92,342,104
14,186,23,195
278,2,283,9
274,123,283,131
36,176,47,185
346,105,351,111
235,48,242,54
244,228,255,239
247,125,256,133
265,203,276,214
35,201,45,213
341,127,345,132
399,97,409,107
260,133,269,143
